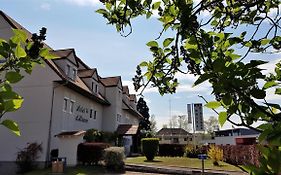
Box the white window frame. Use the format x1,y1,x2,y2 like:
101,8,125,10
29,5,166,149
63,97,69,112
70,100,75,114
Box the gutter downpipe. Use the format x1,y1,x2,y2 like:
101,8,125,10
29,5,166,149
45,80,68,167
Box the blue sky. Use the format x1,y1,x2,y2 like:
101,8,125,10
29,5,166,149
1,0,280,131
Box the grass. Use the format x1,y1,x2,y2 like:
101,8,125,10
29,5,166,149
24,165,108,175
125,156,243,172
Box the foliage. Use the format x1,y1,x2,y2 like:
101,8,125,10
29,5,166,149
207,145,223,166
204,116,219,134
103,147,125,172
158,144,185,157
137,97,151,132
184,145,206,158
16,142,43,173
97,0,281,173
0,28,56,135
218,145,260,167
141,138,159,161
168,115,191,132
243,145,281,175
83,129,117,143
83,128,102,142
77,142,110,165
149,114,157,136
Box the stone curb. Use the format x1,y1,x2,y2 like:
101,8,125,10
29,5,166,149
125,164,231,175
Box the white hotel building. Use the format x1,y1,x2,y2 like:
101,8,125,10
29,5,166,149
0,11,142,173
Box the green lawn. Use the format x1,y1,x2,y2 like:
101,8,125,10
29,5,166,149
125,156,243,172
24,165,108,175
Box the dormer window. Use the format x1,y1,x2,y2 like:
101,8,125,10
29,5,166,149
66,64,71,76
95,84,98,93
72,68,77,80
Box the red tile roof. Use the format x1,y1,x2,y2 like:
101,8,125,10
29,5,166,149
116,124,139,135
78,69,97,78
55,130,86,137
100,76,121,87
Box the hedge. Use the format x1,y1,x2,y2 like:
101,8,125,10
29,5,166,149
158,144,185,157
77,142,110,165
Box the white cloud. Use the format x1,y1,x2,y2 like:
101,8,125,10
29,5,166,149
259,58,280,75
40,3,51,10
62,0,100,7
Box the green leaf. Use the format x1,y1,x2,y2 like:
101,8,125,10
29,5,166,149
163,38,174,47
39,48,59,59
275,88,281,95
1,119,20,136
263,81,278,90
139,61,148,67
193,73,211,87
5,71,23,84
11,29,27,44
218,111,227,127
152,1,161,10
205,101,221,109
146,41,158,47
15,44,27,58
260,39,270,45
4,98,24,112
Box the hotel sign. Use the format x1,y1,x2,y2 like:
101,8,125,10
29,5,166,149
75,105,89,123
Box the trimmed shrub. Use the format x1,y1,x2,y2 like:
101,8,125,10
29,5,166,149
141,138,159,161
77,142,110,165
158,144,185,157
103,147,125,172
16,142,43,173
207,145,223,166
184,145,207,158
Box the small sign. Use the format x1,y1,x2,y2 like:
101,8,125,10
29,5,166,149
198,154,207,160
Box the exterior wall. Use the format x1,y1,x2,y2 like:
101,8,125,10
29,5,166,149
0,15,14,40
214,134,259,145
0,63,60,162
50,85,104,151
158,135,192,145
57,136,84,166
121,110,139,125
102,86,122,132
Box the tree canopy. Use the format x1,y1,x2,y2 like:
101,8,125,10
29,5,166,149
97,0,281,173
137,97,151,131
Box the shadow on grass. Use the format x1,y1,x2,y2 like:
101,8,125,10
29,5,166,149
144,160,163,163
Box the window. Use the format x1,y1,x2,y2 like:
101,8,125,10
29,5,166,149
173,138,179,143
91,82,94,91
95,84,98,93
70,100,75,113
63,98,68,112
93,110,97,119
117,114,121,122
66,64,71,76
72,68,77,80
184,138,187,141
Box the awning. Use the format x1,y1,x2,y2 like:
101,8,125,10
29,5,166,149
116,124,138,135
55,130,86,138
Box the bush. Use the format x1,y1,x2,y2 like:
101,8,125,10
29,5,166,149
83,129,102,142
16,142,43,173
158,144,185,157
103,147,125,172
141,138,159,161
207,145,223,166
77,142,110,165
218,145,260,166
184,145,207,158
